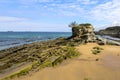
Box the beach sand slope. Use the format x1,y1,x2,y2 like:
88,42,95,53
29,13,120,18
14,43,120,80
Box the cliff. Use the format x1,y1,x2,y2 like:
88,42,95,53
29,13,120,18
98,26,120,38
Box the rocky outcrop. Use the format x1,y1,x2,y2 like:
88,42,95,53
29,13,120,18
56,23,107,46
97,26,120,38
96,36,107,45
70,23,97,43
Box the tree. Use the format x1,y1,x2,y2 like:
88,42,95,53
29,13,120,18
68,21,78,28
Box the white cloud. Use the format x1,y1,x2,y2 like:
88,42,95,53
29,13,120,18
18,0,99,6
0,16,28,22
37,0,54,3
49,3,84,16
0,21,70,32
89,0,120,23
77,0,98,5
19,0,54,4
109,21,120,27
0,0,120,31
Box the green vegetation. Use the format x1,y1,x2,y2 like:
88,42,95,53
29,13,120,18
1,46,80,80
92,46,103,55
92,50,100,55
93,46,103,50
68,21,78,27
39,46,80,67
1,65,32,80
79,23,91,27
69,22,91,28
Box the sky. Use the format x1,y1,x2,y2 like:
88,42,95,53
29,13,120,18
0,0,120,32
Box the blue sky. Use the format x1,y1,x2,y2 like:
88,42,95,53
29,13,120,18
0,0,120,32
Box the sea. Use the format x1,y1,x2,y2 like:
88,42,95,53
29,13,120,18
0,32,71,50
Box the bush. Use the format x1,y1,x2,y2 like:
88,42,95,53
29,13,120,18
93,46,103,50
92,46,103,55
92,50,100,55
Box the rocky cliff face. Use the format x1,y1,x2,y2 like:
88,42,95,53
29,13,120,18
57,23,104,46
98,26,120,38
70,24,96,43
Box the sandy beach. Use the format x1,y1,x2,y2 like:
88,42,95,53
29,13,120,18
14,43,120,80
1,0,120,80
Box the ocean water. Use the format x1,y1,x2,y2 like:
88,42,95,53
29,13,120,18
0,32,71,50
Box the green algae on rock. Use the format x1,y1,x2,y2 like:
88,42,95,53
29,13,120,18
0,39,80,80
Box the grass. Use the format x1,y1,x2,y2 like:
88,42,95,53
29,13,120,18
92,46,103,55
40,60,52,68
93,46,103,50
92,50,100,55
66,47,79,58
54,47,79,66
52,56,64,66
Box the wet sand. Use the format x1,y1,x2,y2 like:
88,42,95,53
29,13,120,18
14,43,120,80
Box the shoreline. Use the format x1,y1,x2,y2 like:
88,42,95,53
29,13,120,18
0,32,71,51
1,34,120,51
0,39,50,51
0,38,79,80
0,37,59,51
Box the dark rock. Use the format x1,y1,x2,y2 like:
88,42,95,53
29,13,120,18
97,41,105,45
96,36,107,45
